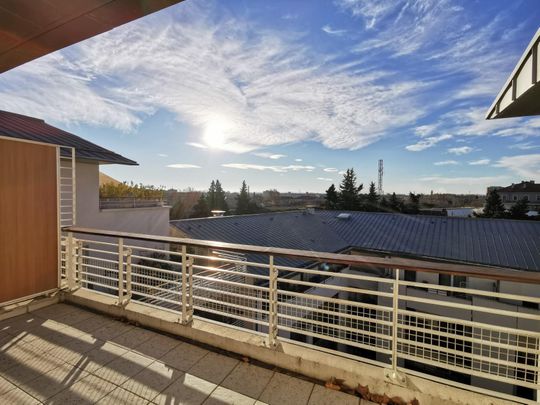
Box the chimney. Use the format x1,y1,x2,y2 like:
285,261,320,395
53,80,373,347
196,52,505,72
211,210,225,217
304,205,316,215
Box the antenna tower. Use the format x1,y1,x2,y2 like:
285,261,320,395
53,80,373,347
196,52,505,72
377,159,384,195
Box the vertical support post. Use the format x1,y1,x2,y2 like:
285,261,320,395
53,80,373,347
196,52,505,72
118,238,124,305
76,240,83,287
66,232,76,290
71,147,76,226
181,245,188,324
392,268,400,372
268,255,278,347
125,247,132,304
187,255,194,322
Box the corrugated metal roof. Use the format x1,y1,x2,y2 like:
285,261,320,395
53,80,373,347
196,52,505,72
0,110,137,165
171,210,540,272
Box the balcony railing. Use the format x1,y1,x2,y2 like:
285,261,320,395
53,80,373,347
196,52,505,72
61,226,540,404
99,197,165,210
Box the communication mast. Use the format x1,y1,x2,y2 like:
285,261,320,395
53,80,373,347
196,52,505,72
377,159,384,195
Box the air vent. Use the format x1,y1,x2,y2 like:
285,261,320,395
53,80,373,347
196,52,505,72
337,213,351,220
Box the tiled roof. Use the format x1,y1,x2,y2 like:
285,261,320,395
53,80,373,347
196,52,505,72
171,210,540,272
0,110,137,165
498,182,540,193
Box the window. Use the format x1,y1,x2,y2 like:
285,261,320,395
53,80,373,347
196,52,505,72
513,195,518,201
439,273,451,286
523,195,528,201
404,270,416,282
537,195,540,201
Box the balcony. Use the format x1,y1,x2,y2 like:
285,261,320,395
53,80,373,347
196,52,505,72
24,226,536,405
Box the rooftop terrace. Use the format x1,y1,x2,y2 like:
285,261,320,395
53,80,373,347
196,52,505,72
0,303,369,405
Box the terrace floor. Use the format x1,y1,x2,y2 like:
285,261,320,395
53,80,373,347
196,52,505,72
0,303,370,405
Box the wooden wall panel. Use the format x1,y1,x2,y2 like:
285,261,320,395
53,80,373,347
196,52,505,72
0,138,58,303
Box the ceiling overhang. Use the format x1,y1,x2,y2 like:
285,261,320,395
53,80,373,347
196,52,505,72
486,28,540,119
0,0,183,74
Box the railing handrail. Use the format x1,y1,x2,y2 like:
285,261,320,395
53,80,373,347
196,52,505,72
62,226,540,284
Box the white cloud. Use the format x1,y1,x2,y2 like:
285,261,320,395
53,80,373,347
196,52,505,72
338,170,347,175
322,25,347,36
186,142,208,149
295,158,303,162
317,177,334,181
415,124,437,137
323,167,338,172
405,134,452,152
509,142,540,150
167,164,201,169
0,2,425,153
253,152,286,160
158,153,168,157
222,163,315,173
434,160,458,166
494,154,540,179
420,175,508,185
468,159,490,165
448,146,473,155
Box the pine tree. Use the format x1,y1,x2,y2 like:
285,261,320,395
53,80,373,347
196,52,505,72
236,180,251,214
338,168,363,210
509,197,528,219
483,189,506,218
325,184,339,209
207,180,216,210
388,193,403,213
366,181,379,211
405,192,421,214
170,199,185,220
191,193,210,218
214,180,228,211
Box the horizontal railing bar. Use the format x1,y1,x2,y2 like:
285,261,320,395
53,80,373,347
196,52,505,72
131,264,182,277
80,271,119,283
64,226,537,283
125,245,182,257
194,285,266,303
194,296,268,316
193,305,269,327
276,265,395,284
192,275,269,292
80,247,117,256
130,254,182,267
80,255,119,265
276,277,394,298
189,254,270,269
80,280,118,292
192,264,269,280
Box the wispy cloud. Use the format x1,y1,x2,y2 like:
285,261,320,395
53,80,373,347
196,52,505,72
420,175,508,185
494,154,540,179
323,167,339,172
167,164,201,169
468,159,490,165
295,158,303,162
448,146,473,155
0,2,425,153
186,142,208,149
222,163,315,173
317,177,334,181
322,25,347,36
253,152,287,160
158,153,168,157
509,142,540,150
434,160,458,166
405,134,452,152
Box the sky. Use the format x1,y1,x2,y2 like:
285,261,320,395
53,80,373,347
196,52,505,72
1,0,540,194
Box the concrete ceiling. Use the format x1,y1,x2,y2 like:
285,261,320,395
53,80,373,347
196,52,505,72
0,0,183,73
486,28,540,119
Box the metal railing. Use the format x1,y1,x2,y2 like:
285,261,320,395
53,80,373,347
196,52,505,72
99,197,165,210
61,226,540,404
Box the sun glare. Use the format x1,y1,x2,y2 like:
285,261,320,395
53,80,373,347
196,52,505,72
203,119,229,148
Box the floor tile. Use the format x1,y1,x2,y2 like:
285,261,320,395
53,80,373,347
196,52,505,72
0,375,16,395
121,360,184,400
308,385,359,405
189,352,239,385
259,372,314,405
47,373,117,404
93,350,154,385
152,373,216,405
96,387,149,404
162,342,209,372
110,327,156,350
1,351,64,385
91,321,134,341
221,363,274,399
132,333,181,359
64,341,129,373
0,387,40,404
203,386,256,405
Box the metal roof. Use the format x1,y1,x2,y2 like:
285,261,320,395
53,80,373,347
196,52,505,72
0,0,183,74
171,210,540,272
486,27,540,119
0,110,137,165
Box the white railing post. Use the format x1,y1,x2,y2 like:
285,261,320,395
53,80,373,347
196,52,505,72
66,232,77,290
391,268,400,372
76,240,83,287
268,255,278,347
181,245,189,324
125,247,132,304
187,255,194,322
117,237,124,305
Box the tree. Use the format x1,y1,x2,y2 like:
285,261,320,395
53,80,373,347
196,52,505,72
365,181,379,211
213,180,228,211
325,184,339,209
191,193,211,218
509,197,528,220
170,199,185,220
207,180,216,210
236,181,252,214
483,189,506,218
388,193,403,213
338,168,363,210
405,192,421,214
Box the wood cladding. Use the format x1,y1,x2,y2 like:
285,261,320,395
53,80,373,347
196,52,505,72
0,138,58,303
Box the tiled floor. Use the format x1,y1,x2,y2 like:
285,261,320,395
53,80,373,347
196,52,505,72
0,304,370,404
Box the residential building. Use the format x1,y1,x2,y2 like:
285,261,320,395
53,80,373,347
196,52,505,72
496,181,540,210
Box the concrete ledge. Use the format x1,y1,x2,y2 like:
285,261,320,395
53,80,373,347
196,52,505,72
0,293,59,322
62,289,519,405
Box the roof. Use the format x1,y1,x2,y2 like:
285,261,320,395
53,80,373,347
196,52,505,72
0,0,183,74
486,27,540,119
0,110,137,165
498,181,540,193
171,210,540,272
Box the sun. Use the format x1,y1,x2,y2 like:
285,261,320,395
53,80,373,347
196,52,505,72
203,119,230,148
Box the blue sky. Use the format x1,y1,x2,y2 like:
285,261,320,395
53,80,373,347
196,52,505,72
1,0,539,194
